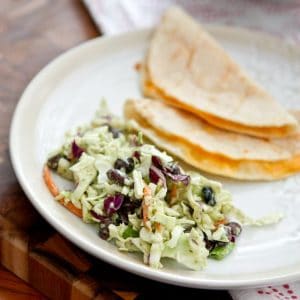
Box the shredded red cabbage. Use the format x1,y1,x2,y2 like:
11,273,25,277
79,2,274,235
164,172,190,186
133,151,141,162
104,194,124,216
71,141,84,159
165,164,181,175
149,165,166,187
90,210,106,221
151,156,190,186
152,155,164,169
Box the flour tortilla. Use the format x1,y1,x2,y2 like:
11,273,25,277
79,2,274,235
143,6,297,138
125,99,300,180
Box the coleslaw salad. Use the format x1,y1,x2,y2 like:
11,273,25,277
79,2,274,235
43,101,282,270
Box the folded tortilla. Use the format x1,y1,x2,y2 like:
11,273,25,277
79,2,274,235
125,99,300,180
142,6,297,138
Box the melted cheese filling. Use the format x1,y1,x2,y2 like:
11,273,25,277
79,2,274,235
128,105,300,180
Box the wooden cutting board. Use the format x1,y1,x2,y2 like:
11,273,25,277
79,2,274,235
0,1,231,299
0,195,231,300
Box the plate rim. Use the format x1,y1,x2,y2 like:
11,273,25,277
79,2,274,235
9,26,300,289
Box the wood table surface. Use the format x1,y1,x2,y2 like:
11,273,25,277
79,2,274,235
0,1,232,299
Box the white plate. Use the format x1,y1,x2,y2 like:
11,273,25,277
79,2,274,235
10,27,300,289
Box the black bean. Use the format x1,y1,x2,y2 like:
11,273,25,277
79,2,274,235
106,169,125,185
47,154,63,170
125,157,134,173
118,211,129,225
113,158,134,174
97,217,112,240
201,186,216,206
99,223,110,240
114,158,127,170
118,198,139,224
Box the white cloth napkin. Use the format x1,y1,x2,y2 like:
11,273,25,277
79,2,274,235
83,0,300,42
82,1,300,299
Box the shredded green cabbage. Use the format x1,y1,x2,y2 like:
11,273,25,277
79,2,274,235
46,101,282,270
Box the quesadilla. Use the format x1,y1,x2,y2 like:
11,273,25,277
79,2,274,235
125,99,300,180
142,6,297,138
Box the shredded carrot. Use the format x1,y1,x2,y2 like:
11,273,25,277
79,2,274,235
170,185,177,198
143,186,151,197
155,222,163,233
43,165,59,197
65,201,83,218
43,165,82,218
142,201,149,226
214,219,227,227
168,185,178,205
